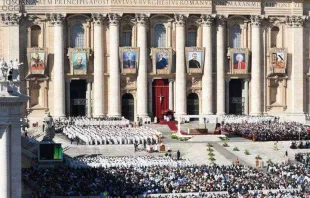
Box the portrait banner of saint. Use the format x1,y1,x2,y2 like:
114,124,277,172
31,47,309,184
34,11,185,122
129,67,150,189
68,48,90,75
119,47,139,74
269,48,287,74
151,48,173,74
229,48,249,74
27,48,47,75
186,47,204,73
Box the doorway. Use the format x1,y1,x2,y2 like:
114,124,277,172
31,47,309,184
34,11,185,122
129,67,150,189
152,79,169,119
121,93,135,121
229,79,244,114
70,80,87,116
187,93,199,120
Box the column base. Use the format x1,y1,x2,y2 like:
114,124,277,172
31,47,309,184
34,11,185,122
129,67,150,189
107,114,122,118
93,114,105,118
216,112,226,116
289,113,306,123
250,112,263,116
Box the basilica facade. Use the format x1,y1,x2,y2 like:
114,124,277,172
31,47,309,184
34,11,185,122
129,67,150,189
0,0,309,122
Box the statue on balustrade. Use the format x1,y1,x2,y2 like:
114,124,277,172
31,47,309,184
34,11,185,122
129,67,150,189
43,112,55,141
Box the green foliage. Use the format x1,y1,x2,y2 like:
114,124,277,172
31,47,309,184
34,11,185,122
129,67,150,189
223,143,229,147
233,147,239,151
207,143,213,148
208,152,215,157
255,155,262,160
244,149,250,155
267,159,274,164
207,148,214,152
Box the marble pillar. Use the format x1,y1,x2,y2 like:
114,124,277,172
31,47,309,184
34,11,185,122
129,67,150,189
148,78,153,116
108,13,122,117
216,15,226,115
225,79,230,114
169,79,174,110
174,14,187,116
87,80,92,117
92,14,106,117
201,14,214,115
244,79,249,115
286,16,306,121
65,79,71,116
48,14,66,117
0,95,28,198
250,15,262,115
136,14,149,118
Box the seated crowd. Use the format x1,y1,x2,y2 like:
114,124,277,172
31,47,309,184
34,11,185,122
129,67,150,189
218,115,276,124
295,153,310,165
290,141,310,149
23,157,310,197
63,125,161,145
223,121,310,141
67,156,191,168
54,116,130,132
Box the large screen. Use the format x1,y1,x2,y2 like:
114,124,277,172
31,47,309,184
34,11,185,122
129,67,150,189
38,143,63,162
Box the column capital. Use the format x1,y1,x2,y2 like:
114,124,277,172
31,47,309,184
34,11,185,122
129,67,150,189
135,13,150,26
201,14,215,27
243,79,250,82
217,15,227,26
174,13,188,26
250,15,262,28
169,79,175,83
46,13,66,26
91,13,107,25
0,13,23,26
285,15,307,28
225,78,231,83
108,13,122,25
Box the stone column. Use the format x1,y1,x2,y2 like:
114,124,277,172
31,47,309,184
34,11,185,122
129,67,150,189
108,13,122,117
48,14,66,118
286,16,306,121
0,95,28,198
148,78,153,116
169,79,174,110
92,14,106,117
225,79,230,114
0,124,10,198
250,15,262,115
243,79,249,115
65,79,71,116
216,15,227,115
201,14,214,115
0,14,22,61
87,80,92,117
174,14,187,116
136,14,149,118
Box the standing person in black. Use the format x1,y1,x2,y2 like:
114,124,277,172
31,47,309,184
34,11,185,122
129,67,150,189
177,150,180,160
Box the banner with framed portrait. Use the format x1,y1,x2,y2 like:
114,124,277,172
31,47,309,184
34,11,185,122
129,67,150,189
119,47,139,74
185,47,204,74
27,47,47,75
151,48,173,74
229,48,249,74
68,48,90,75
268,48,287,74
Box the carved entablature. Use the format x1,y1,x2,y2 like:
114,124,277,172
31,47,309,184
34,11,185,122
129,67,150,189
268,17,285,27
46,13,66,25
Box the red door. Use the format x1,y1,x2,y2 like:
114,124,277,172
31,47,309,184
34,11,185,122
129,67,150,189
153,79,169,119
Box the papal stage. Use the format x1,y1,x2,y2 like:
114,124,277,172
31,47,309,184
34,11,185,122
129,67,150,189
0,0,309,123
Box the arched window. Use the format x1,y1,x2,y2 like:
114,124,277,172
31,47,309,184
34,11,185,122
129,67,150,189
187,25,197,47
121,24,132,47
271,26,280,48
71,23,84,48
31,25,41,47
230,25,242,48
154,24,166,48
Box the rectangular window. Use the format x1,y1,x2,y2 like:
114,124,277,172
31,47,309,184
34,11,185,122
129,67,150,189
122,32,132,47
187,32,197,47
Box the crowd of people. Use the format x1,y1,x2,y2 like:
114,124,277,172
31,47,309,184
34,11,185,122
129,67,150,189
22,157,310,197
295,153,310,165
67,156,191,168
218,115,276,124
54,116,130,132
223,121,310,141
62,125,162,145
